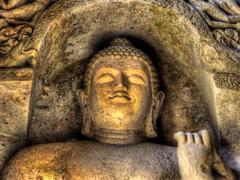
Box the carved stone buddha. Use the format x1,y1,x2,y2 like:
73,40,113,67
2,38,235,180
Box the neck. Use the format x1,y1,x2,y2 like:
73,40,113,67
93,129,146,145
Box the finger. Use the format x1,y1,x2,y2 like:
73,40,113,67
199,129,211,149
174,131,186,145
193,133,203,144
186,132,194,144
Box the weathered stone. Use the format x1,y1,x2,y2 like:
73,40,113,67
215,86,240,174
0,0,239,178
0,134,25,172
0,68,32,171
186,0,240,52
3,38,235,180
214,73,240,91
0,69,32,137
29,0,226,144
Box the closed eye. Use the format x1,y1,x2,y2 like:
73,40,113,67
96,74,115,84
128,75,146,85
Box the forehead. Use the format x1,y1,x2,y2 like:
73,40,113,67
93,56,149,72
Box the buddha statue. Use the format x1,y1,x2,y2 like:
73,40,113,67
2,38,235,180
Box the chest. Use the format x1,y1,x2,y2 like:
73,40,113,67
66,144,179,180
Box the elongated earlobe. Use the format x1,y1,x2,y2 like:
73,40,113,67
154,91,165,120
145,106,157,138
76,90,93,137
145,91,165,138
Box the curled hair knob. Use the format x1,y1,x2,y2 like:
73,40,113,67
110,38,133,47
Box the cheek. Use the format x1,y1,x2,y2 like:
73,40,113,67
93,84,113,101
129,85,150,106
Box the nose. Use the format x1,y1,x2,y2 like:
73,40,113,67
114,73,128,92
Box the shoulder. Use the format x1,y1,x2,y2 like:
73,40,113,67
137,142,177,154
2,141,80,180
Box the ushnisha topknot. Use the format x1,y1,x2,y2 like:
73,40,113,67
92,38,151,60
110,38,133,46
83,38,160,96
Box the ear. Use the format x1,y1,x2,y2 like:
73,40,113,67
145,91,165,138
76,89,92,137
153,91,165,120
76,89,88,108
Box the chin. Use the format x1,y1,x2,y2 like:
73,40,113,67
105,107,133,117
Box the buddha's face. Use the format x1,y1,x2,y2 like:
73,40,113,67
88,57,152,138
78,39,165,144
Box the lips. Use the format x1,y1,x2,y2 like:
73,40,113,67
109,91,131,103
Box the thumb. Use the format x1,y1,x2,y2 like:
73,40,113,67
212,148,235,179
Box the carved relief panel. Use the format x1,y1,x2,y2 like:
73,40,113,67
0,0,239,179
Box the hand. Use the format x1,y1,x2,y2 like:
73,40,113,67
174,130,214,180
